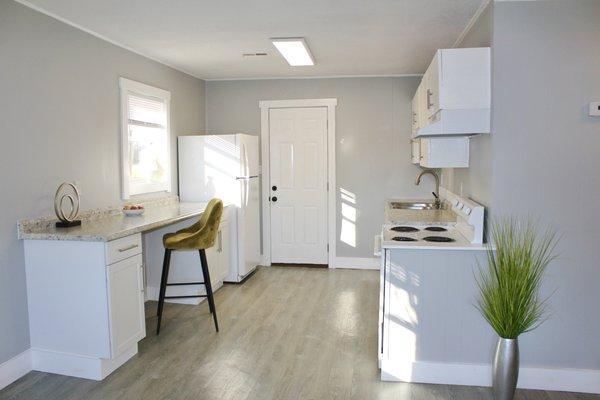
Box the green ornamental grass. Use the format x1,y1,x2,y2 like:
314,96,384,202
476,218,558,339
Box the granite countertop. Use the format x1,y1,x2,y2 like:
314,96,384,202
18,201,211,242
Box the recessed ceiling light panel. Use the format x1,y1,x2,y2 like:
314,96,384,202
270,38,315,66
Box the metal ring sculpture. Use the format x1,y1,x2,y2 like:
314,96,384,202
54,182,81,223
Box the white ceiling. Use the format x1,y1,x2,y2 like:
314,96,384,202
18,0,487,80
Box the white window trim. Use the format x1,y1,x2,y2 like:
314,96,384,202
119,77,172,200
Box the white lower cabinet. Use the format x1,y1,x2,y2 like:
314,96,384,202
23,233,146,380
380,249,493,383
419,137,469,168
106,254,146,357
206,218,231,286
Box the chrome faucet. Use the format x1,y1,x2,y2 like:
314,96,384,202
415,169,440,207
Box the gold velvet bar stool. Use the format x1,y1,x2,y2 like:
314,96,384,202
156,198,223,335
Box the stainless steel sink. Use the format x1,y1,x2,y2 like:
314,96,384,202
389,201,446,210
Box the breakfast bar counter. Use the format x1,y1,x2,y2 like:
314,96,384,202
18,201,210,242
16,197,227,381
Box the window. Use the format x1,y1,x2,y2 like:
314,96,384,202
120,78,172,199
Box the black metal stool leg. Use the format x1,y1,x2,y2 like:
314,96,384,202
199,249,219,332
156,248,172,335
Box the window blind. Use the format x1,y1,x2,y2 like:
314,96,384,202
127,93,167,128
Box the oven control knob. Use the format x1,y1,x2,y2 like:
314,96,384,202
464,207,471,215
457,202,464,209
452,199,459,207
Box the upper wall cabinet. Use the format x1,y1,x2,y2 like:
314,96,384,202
412,47,491,138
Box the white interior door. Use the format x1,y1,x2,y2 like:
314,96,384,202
269,107,328,264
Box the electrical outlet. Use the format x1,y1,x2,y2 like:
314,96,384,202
590,102,600,117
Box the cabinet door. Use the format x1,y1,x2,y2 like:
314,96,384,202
417,83,430,130
425,51,440,119
217,220,231,283
419,137,469,168
204,220,230,287
411,92,419,136
411,139,421,164
205,240,220,287
106,254,145,357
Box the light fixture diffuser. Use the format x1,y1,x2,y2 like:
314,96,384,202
271,38,315,66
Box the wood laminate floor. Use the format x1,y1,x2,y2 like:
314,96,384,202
1,266,597,400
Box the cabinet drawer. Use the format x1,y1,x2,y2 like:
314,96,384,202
105,234,142,265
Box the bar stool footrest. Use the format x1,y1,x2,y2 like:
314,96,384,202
164,295,208,299
166,282,205,286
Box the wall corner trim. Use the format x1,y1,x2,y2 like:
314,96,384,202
0,349,32,390
452,0,492,48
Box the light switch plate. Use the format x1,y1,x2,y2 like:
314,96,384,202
590,102,600,117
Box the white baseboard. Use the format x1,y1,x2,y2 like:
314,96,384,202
261,255,270,266
519,366,600,394
261,256,379,270
381,359,600,394
0,349,32,390
331,256,380,270
30,344,138,381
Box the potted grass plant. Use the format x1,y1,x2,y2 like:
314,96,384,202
476,218,558,400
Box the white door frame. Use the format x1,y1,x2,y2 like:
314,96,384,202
259,98,337,268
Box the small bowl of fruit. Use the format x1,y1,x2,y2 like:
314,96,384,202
122,204,145,216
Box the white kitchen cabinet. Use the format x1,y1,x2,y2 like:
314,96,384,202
23,233,146,380
411,83,430,137
411,139,421,164
413,47,490,137
217,219,231,282
206,218,230,286
411,92,419,135
423,52,440,120
380,249,492,383
419,137,469,168
106,254,146,357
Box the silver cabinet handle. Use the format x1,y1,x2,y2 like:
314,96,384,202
118,244,139,252
426,89,434,109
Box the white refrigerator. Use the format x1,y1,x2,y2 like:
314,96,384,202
178,134,261,282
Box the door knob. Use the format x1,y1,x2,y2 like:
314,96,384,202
271,196,278,202
272,185,277,191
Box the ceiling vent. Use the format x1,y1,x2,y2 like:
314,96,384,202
242,53,268,58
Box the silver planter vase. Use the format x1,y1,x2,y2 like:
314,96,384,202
492,337,519,400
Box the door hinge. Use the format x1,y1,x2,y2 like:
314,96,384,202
327,244,329,252
326,182,329,191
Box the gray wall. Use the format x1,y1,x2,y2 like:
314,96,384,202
0,0,205,364
444,1,493,208
206,77,433,258
491,0,600,369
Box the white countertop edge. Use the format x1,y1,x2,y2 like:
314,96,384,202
382,242,489,251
